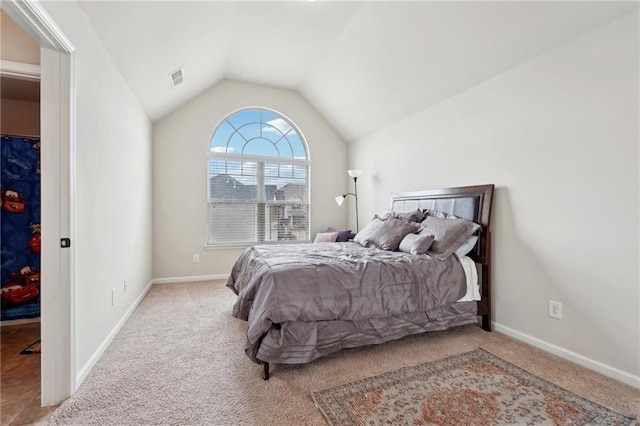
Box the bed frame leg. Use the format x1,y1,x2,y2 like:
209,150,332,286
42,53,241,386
262,362,270,380
482,314,491,332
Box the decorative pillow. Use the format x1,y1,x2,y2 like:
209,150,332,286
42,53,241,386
313,232,339,243
455,235,479,257
394,209,426,223
369,217,421,251
421,216,480,260
399,233,435,255
326,227,352,243
353,216,385,247
424,209,456,219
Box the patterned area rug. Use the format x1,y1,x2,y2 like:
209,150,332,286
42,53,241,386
312,348,635,426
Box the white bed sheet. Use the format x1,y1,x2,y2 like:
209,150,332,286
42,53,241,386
457,255,480,302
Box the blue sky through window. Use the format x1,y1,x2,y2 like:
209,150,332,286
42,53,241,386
211,109,307,159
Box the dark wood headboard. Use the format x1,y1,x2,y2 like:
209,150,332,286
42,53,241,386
389,184,495,331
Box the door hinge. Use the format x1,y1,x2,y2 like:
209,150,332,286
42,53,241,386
60,238,71,248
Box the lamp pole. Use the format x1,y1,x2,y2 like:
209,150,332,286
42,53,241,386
338,170,362,233
353,176,359,232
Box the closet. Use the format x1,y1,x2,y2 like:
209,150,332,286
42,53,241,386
1,81,41,323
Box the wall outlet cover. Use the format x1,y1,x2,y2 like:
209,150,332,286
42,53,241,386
549,300,562,319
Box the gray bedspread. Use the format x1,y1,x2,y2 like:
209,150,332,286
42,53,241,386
227,242,477,364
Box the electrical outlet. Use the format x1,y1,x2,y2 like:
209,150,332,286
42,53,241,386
549,300,562,319
123,280,127,293
193,254,200,263
111,288,116,306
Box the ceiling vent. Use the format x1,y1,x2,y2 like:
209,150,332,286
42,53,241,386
169,67,184,88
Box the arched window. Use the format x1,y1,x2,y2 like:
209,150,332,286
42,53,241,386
207,108,310,245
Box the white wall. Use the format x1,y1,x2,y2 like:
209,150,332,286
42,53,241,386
0,9,40,65
40,2,153,378
349,12,639,380
1,98,39,135
153,79,348,280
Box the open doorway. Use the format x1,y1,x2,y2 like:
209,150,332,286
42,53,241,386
1,0,76,411
0,10,54,424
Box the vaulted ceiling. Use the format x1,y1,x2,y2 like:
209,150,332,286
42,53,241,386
77,1,637,142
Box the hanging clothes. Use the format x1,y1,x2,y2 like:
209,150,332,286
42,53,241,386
1,135,41,321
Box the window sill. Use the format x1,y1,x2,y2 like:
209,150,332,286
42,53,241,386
204,240,311,250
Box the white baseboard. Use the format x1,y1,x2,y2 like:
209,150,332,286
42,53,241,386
493,322,640,389
75,279,154,389
152,274,228,284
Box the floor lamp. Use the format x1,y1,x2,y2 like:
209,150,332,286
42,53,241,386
334,169,362,232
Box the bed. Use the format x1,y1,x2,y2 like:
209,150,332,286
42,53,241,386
227,184,494,379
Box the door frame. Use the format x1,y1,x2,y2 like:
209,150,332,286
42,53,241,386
1,0,76,405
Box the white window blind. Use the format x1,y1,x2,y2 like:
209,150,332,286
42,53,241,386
207,109,310,246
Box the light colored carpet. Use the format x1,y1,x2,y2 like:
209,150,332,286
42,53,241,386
48,280,639,425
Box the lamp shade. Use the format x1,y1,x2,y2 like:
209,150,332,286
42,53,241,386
335,195,345,206
347,169,362,179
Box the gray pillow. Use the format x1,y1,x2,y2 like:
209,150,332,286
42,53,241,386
455,235,479,257
326,227,352,242
421,216,480,260
313,232,339,243
394,209,426,223
353,216,385,247
369,217,420,251
424,209,456,219
399,233,435,255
